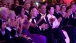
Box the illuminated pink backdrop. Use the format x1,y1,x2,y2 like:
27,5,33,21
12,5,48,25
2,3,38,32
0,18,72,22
64,0,73,6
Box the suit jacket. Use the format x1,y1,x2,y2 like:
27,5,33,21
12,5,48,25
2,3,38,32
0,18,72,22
37,13,47,26
54,12,62,19
10,27,16,38
0,28,11,41
25,11,30,20
37,13,52,33
28,17,42,34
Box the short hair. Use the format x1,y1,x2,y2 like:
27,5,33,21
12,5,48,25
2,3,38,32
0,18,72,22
38,4,45,9
46,5,54,14
29,6,37,18
61,4,66,8
24,2,30,6
40,1,48,5
0,7,8,15
14,6,23,16
54,4,60,9
29,6,37,14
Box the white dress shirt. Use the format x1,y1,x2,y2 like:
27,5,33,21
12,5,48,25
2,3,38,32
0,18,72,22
47,14,60,28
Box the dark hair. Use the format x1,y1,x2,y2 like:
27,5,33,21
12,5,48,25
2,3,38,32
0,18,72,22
14,6,23,16
29,6,37,14
29,6,37,18
61,4,66,8
0,19,2,28
46,5,54,14
40,1,48,5
38,4,45,9
54,4,60,9
11,4,16,10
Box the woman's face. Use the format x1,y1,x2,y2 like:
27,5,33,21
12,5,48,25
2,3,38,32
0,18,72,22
10,11,16,20
49,7,54,14
31,8,38,17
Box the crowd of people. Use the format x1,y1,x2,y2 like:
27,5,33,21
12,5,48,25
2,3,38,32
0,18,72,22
0,0,76,43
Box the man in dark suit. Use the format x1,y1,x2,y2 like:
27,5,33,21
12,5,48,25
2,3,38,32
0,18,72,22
37,4,58,43
54,4,62,19
0,19,16,43
24,3,31,20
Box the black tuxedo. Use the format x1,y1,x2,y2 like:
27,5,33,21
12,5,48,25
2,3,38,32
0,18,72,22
54,12,62,19
60,17,76,43
28,17,42,34
45,16,66,43
0,28,10,41
37,14,58,43
10,27,16,38
25,11,30,20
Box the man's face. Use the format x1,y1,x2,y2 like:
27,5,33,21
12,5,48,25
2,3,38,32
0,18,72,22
62,6,66,11
25,3,31,10
40,5,46,14
55,5,60,11
31,8,38,17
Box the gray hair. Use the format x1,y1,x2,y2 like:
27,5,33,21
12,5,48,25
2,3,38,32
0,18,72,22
0,7,8,15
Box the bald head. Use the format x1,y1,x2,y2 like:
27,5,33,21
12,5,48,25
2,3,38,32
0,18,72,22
0,7,9,20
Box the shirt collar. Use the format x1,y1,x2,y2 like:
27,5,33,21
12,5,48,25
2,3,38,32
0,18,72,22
25,10,29,14
40,13,46,16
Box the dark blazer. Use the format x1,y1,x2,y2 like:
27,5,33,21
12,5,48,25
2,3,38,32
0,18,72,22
37,13,47,26
28,17,42,34
37,13,52,33
10,27,16,38
25,11,30,20
54,12,62,19
0,28,10,41
18,0,24,5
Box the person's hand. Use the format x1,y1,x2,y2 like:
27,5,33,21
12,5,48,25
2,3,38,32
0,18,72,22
50,18,55,23
29,19,32,22
40,14,46,19
44,24,49,29
58,17,62,22
40,23,49,30
40,23,45,29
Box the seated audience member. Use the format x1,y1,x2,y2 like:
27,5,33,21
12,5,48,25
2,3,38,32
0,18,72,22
38,4,57,43
60,7,76,43
8,10,34,43
28,6,46,34
14,6,46,43
54,4,63,22
0,18,15,43
46,5,66,43
24,2,31,20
